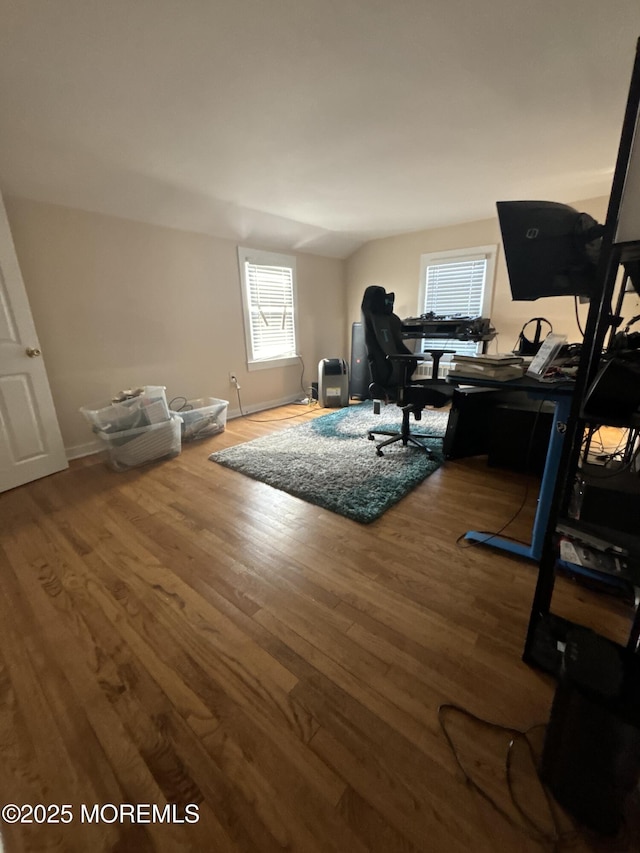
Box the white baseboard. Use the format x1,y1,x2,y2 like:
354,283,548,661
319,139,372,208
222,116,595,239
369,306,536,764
65,392,304,460
66,439,102,461
226,392,302,420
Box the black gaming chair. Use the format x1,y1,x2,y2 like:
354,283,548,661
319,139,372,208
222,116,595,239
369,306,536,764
361,285,455,456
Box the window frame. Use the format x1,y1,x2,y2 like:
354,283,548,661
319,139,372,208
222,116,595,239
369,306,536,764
237,246,299,371
417,244,497,358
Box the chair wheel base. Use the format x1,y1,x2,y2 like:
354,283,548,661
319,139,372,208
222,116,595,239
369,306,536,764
367,428,439,459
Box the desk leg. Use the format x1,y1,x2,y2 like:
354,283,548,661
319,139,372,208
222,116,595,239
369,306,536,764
464,395,571,561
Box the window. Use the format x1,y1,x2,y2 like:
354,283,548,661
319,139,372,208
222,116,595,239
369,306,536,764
238,247,298,370
418,245,497,357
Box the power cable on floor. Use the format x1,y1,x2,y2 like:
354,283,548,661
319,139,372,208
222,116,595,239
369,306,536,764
455,399,546,550
438,704,578,851
232,356,320,422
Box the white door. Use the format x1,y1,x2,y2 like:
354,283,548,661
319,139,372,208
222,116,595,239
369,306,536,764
0,192,67,492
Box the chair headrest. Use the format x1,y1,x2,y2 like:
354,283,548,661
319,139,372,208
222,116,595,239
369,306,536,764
362,286,395,316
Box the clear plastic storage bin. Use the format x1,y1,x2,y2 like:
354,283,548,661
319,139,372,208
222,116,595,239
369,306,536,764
169,397,228,441
97,414,182,471
80,386,170,434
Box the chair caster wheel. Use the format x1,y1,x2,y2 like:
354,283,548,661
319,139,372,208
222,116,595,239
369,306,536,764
376,449,384,457
368,433,374,441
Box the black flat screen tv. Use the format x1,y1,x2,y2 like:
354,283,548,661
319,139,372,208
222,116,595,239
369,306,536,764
497,200,604,301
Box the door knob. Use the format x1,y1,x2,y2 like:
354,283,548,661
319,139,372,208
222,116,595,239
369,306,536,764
26,347,41,358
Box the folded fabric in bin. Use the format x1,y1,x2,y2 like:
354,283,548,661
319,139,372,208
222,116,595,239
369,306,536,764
97,414,182,471
80,386,170,433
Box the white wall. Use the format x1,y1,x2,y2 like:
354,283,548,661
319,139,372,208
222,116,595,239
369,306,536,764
5,197,347,455
10,191,638,458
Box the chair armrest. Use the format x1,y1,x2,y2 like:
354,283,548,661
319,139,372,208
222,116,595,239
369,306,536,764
386,354,423,362
422,348,456,378
384,353,420,385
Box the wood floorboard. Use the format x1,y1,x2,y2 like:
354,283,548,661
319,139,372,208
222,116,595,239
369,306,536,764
0,402,637,852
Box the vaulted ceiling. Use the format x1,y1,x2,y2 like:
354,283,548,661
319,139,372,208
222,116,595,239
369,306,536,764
1,1,638,257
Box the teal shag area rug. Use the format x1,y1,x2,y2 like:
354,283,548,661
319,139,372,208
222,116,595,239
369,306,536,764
209,402,448,523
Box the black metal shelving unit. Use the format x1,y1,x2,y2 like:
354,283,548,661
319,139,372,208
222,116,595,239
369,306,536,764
523,38,640,674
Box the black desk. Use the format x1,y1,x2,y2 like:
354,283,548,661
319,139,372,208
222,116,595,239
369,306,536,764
447,374,574,560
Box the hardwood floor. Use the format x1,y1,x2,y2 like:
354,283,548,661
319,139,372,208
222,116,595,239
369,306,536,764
0,403,637,852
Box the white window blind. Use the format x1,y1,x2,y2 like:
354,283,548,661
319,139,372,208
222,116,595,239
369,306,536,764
425,257,486,317
419,248,495,358
238,248,298,367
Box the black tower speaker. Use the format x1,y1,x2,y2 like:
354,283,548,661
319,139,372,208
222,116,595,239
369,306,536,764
350,322,370,400
540,631,640,836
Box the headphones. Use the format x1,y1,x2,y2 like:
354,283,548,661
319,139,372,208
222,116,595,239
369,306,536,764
611,314,640,353
515,317,553,355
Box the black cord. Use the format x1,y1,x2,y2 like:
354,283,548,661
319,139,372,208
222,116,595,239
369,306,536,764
578,449,639,480
234,356,320,422
438,704,577,850
586,426,631,465
455,483,533,549
297,353,309,397
573,297,585,339
580,425,638,477
168,396,193,412
456,399,545,550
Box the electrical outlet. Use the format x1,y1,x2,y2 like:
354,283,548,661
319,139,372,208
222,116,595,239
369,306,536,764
229,372,237,385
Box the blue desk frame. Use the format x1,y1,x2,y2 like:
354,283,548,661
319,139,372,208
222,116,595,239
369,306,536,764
448,376,574,561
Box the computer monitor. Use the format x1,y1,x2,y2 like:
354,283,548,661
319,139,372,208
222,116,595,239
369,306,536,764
497,200,604,301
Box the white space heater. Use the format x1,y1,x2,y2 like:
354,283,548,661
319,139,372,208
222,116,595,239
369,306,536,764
318,358,349,407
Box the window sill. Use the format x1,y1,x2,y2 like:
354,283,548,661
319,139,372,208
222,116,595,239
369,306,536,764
247,355,300,372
